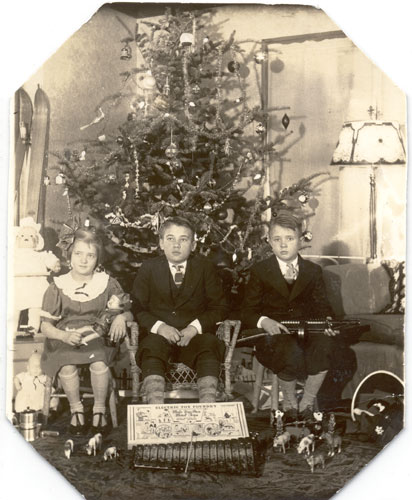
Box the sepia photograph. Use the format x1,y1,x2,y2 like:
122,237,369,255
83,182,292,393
1,1,410,499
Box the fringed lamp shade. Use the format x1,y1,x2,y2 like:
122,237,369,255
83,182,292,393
331,121,406,165
331,120,406,261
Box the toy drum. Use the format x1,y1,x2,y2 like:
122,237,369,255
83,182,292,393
19,408,41,442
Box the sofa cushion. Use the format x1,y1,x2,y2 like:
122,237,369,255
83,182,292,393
380,260,406,314
323,263,391,316
344,313,404,347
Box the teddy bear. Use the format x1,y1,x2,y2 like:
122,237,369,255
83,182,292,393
13,351,58,413
13,217,61,334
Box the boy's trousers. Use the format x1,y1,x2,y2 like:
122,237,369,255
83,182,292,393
137,332,226,380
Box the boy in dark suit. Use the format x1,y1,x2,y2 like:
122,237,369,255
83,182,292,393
132,217,228,404
241,212,336,422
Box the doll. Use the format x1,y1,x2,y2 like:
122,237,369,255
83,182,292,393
14,351,58,413
75,292,131,345
13,217,61,334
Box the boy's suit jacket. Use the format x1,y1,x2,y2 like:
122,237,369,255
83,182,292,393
132,254,228,336
241,254,333,328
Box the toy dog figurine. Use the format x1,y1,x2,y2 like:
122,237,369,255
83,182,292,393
273,431,291,454
297,433,315,455
103,446,118,461
306,452,325,473
321,432,342,457
85,433,103,456
64,439,74,459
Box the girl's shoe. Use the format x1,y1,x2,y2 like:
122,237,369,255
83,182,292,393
91,412,108,435
69,412,86,436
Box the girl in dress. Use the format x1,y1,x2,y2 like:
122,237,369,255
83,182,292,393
40,229,132,435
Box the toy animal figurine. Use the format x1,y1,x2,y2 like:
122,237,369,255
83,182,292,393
321,432,342,457
297,433,315,455
64,439,74,459
103,446,118,461
85,433,103,456
13,217,61,334
273,431,290,454
306,452,325,473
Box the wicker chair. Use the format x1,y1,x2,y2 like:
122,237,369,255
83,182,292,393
138,319,241,402
42,321,140,427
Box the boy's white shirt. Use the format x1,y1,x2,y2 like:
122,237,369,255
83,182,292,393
257,255,299,328
151,260,202,334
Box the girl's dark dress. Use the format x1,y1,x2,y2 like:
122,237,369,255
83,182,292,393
41,271,124,378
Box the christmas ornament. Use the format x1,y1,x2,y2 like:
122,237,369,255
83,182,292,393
308,198,319,210
180,32,194,47
302,230,313,242
107,174,116,182
256,122,265,135
227,60,240,73
203,36,212,52
224,138,232,155
122,190,127,200
141,72,157,91
270,57,285,73
216,208,228,220
79,150,86,161
247,248,252,260
208,178,216,188
84,217,91,228
232,252,237,263
282,113,290,130
43,176,50,186
98,134,106,142
298,194,308,204
154,94,168,111
192,83,201,94
120,41,132,60
203,202,212,213
55,173,66,185
165,142,178,158
254,50,268,64
116,136,124,145
189,101,196,108
253,173,263,184
163,76,170,96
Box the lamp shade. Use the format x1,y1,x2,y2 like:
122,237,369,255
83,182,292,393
331,121,406,165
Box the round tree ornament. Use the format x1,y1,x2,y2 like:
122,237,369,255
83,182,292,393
165,142,178,158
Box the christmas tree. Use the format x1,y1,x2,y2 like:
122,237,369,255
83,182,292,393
53,7,328,306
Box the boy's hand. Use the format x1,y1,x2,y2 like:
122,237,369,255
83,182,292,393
324,316,338,337
177,326,197,347
158,324,182,344
261,318,290,335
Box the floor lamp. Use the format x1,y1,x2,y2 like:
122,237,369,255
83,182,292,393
331,121,406,261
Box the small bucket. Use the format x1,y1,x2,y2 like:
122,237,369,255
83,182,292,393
19,409,41,442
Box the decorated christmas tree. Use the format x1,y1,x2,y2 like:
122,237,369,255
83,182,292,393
52,7,328,305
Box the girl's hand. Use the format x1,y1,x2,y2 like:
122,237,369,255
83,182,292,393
109,315,127,343
63,329,83,346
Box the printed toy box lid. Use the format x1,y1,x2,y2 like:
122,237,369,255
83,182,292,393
127,402,249,450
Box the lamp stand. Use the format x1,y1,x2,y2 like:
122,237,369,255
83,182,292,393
368,166,377,262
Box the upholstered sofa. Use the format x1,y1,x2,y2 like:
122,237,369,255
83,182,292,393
322,262,405,399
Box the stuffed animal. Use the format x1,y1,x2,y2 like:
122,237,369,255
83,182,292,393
13,351,58,413
13,217,61,333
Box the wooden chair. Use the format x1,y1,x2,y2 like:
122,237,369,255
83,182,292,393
138,319,242,402
252,357,318,423
42,321,140,427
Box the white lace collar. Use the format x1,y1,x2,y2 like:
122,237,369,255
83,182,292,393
54,271,109,302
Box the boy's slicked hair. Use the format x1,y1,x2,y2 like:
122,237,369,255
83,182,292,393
270,211,303,236
159,216,195,239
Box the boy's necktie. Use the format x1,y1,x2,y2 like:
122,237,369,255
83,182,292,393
173,265,184,287
284,263,297,284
